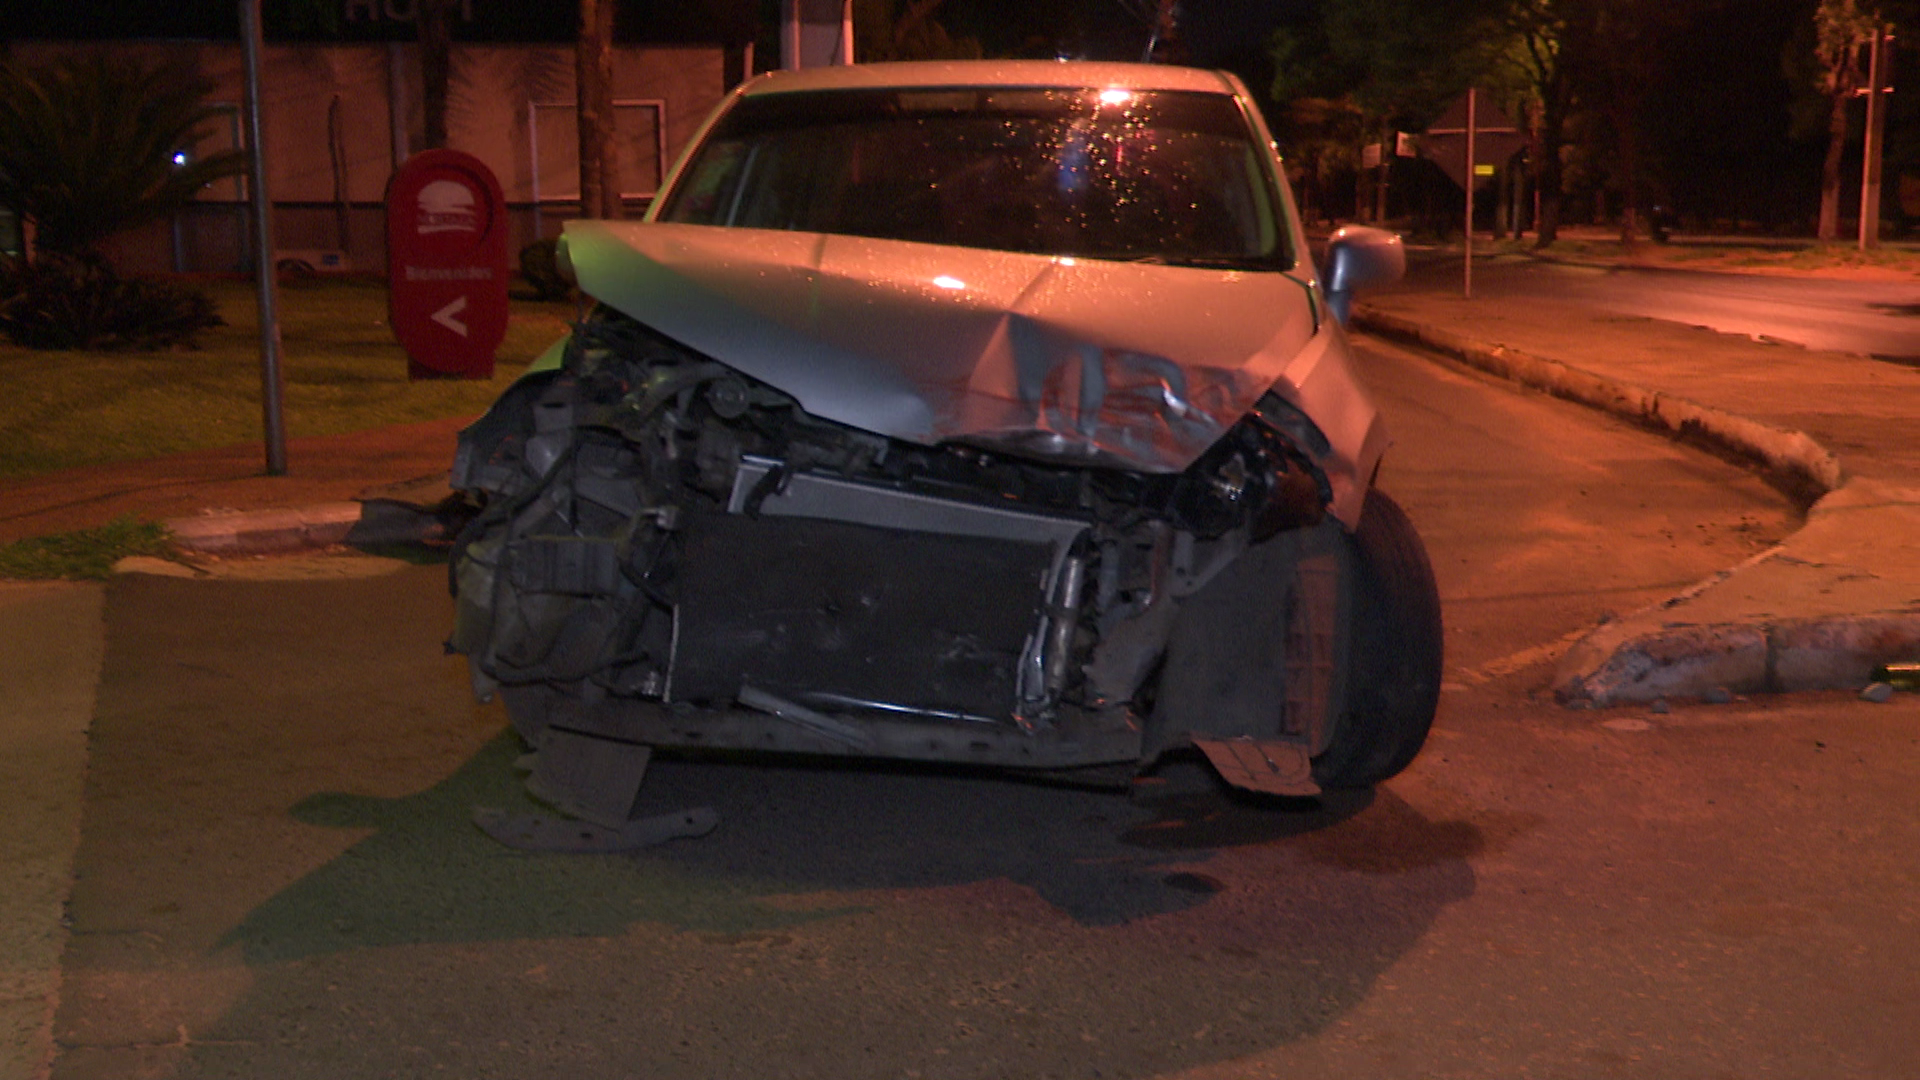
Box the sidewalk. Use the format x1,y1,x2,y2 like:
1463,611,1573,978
0,419,474,1080
0,582,102,1080
1356,257,1920,705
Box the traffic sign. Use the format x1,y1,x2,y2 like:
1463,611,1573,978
386,149,508,380
1421,93,1526,193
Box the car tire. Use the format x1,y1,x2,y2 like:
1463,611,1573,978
1312,489,1443,789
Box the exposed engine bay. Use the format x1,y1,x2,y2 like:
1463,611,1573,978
448,307,1368,830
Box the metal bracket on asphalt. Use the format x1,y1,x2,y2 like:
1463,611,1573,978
1192,736,1320,797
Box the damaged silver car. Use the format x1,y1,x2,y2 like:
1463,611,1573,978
449,61,1438,847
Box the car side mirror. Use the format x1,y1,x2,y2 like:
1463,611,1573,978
1323,225,1405,325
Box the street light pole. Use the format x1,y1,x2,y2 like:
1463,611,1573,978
1858,25,1890,252
239,0,287,475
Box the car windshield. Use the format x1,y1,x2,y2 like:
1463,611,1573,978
657,86,1289,267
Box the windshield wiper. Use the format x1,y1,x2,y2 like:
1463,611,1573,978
1124,253,1280,271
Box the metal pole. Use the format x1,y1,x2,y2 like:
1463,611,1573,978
240,0,287,475
782,0,801,70
387,42,409,169
1464,87,1477,299
1859,26,1888,252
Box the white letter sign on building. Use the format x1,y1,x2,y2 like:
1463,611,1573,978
386,149,509,379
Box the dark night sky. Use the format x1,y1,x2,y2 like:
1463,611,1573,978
2,0,760,43
4,0,1303,56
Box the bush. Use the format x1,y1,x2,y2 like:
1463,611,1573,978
518,238,574,301
0,252,223,350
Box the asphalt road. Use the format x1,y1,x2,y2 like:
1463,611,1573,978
1413,256,1920,361
47,337,1920,1079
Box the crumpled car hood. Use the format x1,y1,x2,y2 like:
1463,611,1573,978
570,221,1329,459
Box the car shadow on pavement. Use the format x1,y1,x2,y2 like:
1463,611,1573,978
188,745,1480,1080
67,566,1480,968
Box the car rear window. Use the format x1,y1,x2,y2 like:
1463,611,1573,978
657,86,1289,268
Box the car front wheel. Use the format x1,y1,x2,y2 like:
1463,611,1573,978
1312,490,1443,789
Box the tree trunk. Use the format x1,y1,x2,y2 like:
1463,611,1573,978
577,0,623,220
1617,121,1640,247
1533,102,1564,247
1493,163,1510,240
418,0,453,150
1817,87,1848,241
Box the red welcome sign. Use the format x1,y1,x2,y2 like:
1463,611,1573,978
386,149,509,380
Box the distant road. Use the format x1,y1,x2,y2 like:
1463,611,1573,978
1407,256,1920,361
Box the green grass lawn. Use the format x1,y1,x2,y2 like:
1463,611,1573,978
0,517,174,579
0,275,575,481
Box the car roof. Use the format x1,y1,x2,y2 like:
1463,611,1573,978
736,60,1244,98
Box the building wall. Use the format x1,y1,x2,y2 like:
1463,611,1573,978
6,40,729,274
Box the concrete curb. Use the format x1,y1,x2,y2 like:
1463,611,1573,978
1556,611,1920,706
161,489,467,557
165,503,363,555
1352,306,1845,501
1352,303,1915,706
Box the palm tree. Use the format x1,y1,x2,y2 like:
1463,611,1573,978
0,53,246,258
578,0,624,219
419,0,456,149
855,0,982,61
